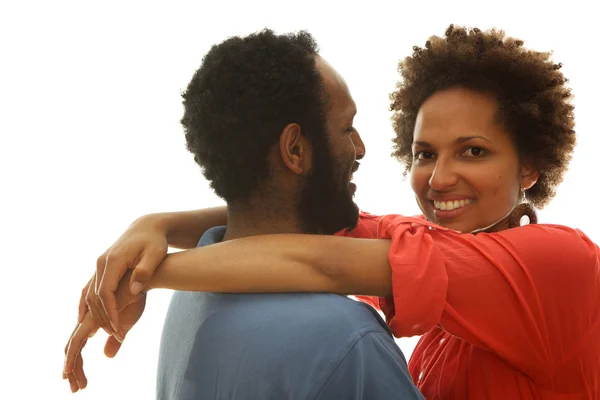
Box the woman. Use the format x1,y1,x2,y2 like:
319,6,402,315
65,25,600,399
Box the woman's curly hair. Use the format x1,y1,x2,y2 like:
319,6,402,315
390,24,576,208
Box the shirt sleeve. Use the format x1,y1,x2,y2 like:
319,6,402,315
312,331,424,400
377,216,600,380
336,211,384,238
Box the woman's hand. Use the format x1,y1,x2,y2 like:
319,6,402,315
78,215,167,338
65,270,148,393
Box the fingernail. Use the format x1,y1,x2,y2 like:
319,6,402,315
114,332,124,343
131,281,143,295
110,321,118,333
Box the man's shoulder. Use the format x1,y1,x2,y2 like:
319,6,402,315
179,292,384,333
240,292,390,334
176,291,393,351
161,292,408,399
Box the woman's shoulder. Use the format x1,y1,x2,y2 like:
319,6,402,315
338,211,427,238
352,212,598,264
378,215,597,245
499,222,597,248
379,217,598,270
506,223,598,265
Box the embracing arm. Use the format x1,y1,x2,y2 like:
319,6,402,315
143,206,227,249
148,234,393,297
149,215,600,382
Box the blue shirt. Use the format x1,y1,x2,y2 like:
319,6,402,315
157,226,423,400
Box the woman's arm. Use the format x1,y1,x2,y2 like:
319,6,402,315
143,206,227,249
146,215,599,382
149,235,393,296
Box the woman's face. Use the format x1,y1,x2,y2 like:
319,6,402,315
410,87,539,233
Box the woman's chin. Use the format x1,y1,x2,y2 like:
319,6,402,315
426,215,473,233
442,221,472,233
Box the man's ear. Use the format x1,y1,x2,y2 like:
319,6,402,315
519,163,540,191
279,123,310,174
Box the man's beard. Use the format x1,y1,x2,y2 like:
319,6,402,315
297,139,359,235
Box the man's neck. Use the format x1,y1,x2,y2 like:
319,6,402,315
222,205,305,242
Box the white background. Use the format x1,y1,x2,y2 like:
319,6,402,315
2,1,598,399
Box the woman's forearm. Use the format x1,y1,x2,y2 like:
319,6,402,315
148,234,393,296
138,207,227,249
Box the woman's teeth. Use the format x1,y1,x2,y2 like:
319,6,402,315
433,199,472,211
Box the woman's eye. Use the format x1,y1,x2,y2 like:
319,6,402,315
415,151,435,160
462,147,486,157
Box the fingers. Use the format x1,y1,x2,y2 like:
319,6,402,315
65,352,87,393
72,344,88,390
97,252,128,334
78,277,93,324
64,322,81,373
95,253,108,294
97,288,120,339
104,334,124,358
67,371,79,393
87,257,121,335
64,316,98,375
129,248,164,294
64,320,92,393
95,232,167,330
85,276,113,334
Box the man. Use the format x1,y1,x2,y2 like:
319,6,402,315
65,29,423,399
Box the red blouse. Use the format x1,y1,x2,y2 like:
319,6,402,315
341,212,600,399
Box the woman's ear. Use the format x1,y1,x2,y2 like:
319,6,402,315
519,163,540,190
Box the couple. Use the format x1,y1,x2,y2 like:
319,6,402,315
64,26,600,399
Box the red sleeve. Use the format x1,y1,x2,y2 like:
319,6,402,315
377,215,600,379
335,211,383,239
